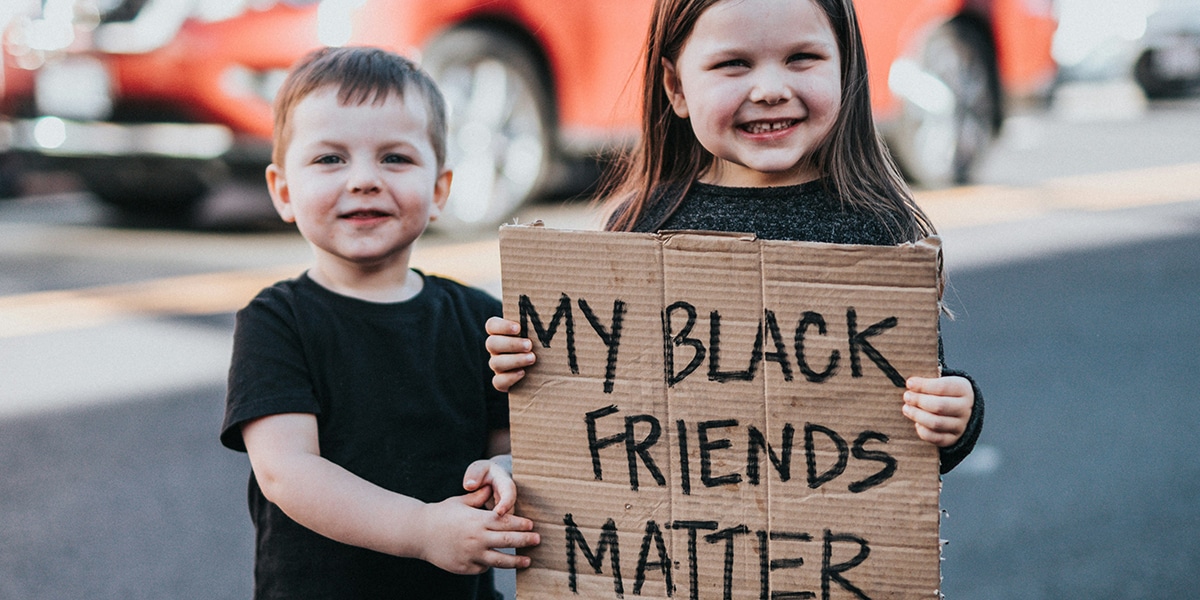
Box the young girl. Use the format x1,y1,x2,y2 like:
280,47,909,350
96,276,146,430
487,0,982,473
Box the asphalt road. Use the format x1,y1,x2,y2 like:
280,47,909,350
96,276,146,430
1,91,1198,599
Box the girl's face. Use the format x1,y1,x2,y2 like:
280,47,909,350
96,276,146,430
663,0,841,187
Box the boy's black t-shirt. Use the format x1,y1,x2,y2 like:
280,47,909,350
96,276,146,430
222,271,507,600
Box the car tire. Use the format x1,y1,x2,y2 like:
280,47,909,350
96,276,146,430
888,20,999,188
79,157,217,220
1134,50,1194,98
420,26,556,234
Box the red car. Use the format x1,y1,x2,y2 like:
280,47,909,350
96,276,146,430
0,0,1056,231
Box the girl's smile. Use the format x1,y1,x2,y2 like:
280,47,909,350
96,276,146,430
740,118,800,136
663,0,842,187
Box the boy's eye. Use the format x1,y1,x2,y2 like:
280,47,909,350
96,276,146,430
313,154,343,165
382,153,415,165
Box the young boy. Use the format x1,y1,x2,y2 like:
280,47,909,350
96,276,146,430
220,46,539,599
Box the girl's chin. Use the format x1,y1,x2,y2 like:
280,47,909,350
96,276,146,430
704,160,816,187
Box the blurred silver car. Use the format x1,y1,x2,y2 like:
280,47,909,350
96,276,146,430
1054,0,1200,97
1135,0,1200,96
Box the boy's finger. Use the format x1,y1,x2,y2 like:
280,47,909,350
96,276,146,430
493,531,540,551
485,317,522,336
490,480,518,516
489,352,535,373
485,547,535,569
462,461,490,491
493,513,536,532
492,371,525,393
461,486,493,508
486,334,533,355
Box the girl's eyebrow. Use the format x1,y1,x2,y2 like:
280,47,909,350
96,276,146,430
701,31,834,53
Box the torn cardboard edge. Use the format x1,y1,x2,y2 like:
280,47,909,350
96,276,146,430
500,224,943,599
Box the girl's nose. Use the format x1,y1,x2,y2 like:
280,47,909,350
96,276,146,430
749,68,794,105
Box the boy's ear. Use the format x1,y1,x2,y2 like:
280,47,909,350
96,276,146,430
662,58,690,119
428,169,453,223
265,163,296,223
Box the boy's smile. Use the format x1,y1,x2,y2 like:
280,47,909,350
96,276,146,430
266,86,451,293
663,0,842,187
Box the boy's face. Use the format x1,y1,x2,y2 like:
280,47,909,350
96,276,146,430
662,0,842,187
266,86,450,275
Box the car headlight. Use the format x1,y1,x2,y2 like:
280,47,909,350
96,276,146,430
93,0,297,54
191,0,281,23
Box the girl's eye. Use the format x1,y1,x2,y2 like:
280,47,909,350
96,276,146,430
313,155,343,165
713,58,750,70
788,52,823,64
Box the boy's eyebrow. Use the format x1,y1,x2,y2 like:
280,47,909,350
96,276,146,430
301,138,422,150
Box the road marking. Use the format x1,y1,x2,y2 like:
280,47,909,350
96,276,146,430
1,163,1197,340
0,239,501,339
913,162,1200,229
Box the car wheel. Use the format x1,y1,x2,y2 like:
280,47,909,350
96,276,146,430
1134,49,1194,98
888,21,999,188
420,26,555,234
79,157,217,219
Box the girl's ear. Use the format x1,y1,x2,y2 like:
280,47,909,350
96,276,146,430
265,163,296,223
661,58,690,119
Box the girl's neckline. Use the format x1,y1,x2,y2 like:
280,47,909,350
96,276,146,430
690,179,824,195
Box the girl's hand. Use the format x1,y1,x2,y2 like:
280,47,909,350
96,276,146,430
902,376,974,447
417,488,540,574
462,457,517,516
485,316,536,392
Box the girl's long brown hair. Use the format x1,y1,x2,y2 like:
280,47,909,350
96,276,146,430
603,0,936,243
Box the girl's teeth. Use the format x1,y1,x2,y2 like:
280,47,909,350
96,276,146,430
745,121,794,133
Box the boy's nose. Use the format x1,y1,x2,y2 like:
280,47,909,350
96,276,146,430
347,165,382,193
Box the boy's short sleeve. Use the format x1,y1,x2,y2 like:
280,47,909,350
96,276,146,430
221,288,320,451
462,284,509,434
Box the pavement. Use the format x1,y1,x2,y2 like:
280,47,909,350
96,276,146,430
3,159,1199,419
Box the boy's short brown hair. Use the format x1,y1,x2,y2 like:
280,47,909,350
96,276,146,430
271,46,448,168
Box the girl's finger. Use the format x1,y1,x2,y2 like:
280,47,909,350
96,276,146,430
913,423,957,448
902,404,959,435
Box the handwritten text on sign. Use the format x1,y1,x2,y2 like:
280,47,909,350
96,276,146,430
500,228,942,600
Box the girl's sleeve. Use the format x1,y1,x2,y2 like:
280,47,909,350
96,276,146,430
936,367,984,474
935,333,984,474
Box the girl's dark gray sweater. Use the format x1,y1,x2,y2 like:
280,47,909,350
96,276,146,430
631,180,983,474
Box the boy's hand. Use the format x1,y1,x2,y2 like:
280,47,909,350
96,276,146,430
417,488,540,574
485,316,535,392
463,457,517,516
902,375,973,447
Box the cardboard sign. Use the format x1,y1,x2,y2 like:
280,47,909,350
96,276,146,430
499,225,943,600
